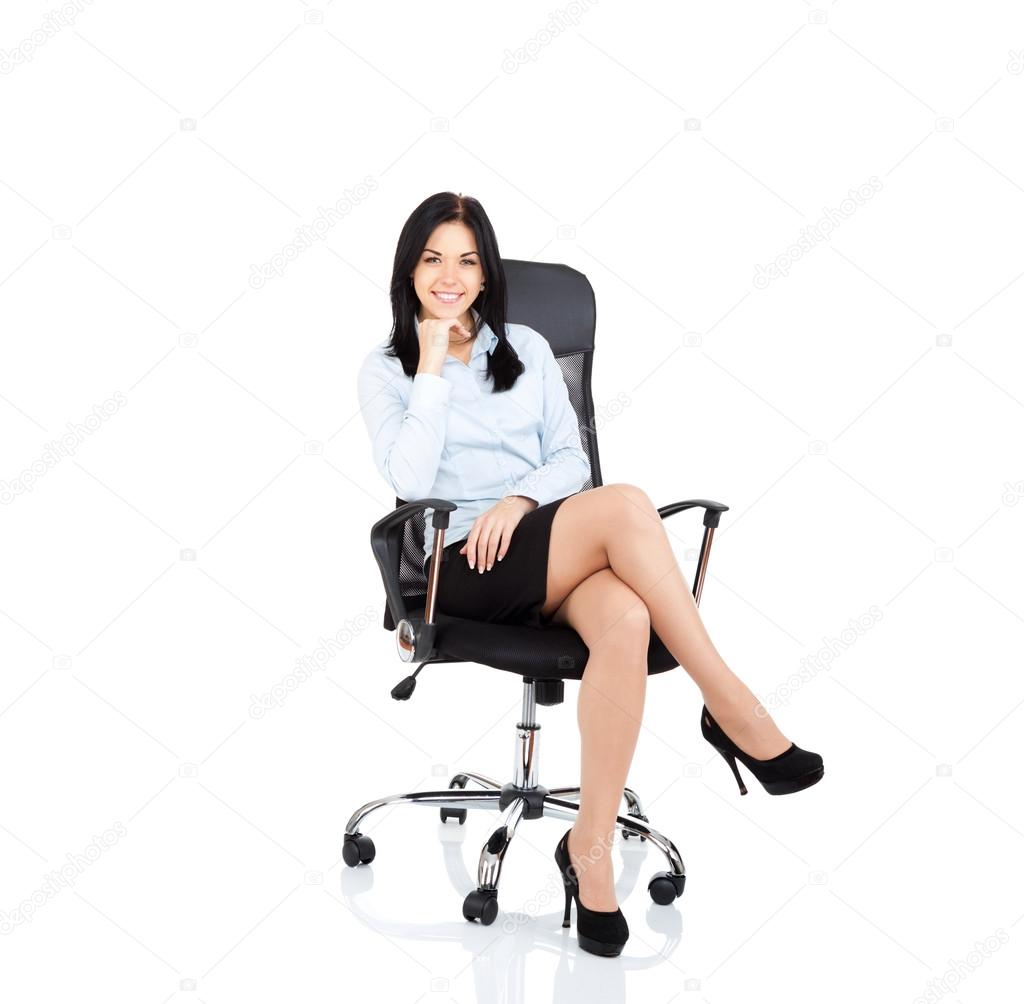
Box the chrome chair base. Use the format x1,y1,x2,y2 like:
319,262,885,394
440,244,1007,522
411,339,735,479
342,681,687,924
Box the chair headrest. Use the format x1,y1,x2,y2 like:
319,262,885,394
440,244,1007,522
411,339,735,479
504,259,595,356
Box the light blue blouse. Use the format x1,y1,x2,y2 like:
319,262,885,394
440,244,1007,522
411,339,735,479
356,307,591,570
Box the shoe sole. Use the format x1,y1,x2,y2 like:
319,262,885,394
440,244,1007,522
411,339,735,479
577,933,625,957
762,766,824,795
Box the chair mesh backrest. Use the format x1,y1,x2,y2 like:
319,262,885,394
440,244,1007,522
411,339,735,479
386,259,603,620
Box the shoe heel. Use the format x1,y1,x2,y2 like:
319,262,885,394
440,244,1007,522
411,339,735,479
716,746,748,796
562,883,572,928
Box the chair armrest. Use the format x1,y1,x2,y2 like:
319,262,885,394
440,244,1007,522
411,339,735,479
656,498,730,606
657,499,729,528
370,498,458,644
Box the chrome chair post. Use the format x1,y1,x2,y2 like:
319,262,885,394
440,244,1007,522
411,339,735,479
520,679,537,727
512,682,541,789
693,525,716,608
424,527,446,624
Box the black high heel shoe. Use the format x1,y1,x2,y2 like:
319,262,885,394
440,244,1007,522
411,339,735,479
554,827,629,957
701,704,824,796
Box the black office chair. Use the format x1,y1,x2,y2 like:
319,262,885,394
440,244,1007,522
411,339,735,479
343,259,729,926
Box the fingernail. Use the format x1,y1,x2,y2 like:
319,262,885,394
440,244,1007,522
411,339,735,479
468,561,474,569
486,564,492,571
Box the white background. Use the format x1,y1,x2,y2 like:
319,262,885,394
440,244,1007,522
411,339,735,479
1,1,1023,1001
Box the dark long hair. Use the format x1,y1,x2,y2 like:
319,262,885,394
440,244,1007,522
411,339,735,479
386,192,524,392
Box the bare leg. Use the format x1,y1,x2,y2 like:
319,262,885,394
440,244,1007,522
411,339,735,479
547,568,650,913
540,484,791,761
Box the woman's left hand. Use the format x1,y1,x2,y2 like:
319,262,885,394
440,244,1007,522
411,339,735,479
460,495,538,572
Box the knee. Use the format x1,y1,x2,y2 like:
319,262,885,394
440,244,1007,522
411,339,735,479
600,598,651,650
604,482,659,521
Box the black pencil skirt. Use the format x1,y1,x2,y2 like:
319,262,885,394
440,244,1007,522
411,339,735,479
423,495,573,628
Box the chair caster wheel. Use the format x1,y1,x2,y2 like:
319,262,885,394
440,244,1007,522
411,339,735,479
622,814,649,841
648,871,685,904
462,889,499,925
342,833,376,867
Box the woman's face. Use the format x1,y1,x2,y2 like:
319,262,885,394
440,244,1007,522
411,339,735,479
411,221,485,330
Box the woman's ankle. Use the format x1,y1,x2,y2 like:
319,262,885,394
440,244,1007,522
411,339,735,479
703,684,790,758
568,825,617,901
705,678,768,722
570,821,614,859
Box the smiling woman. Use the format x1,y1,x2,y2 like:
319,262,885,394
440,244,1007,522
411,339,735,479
357,300,589,582
413,232,484,321
355,190,824,959
356,191,591,580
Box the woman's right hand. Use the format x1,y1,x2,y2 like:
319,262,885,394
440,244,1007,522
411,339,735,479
417,316,474,375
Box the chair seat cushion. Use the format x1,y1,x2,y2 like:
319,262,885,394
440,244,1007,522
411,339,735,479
410,608,679,680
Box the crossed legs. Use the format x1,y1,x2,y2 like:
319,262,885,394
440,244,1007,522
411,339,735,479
540,483,791,912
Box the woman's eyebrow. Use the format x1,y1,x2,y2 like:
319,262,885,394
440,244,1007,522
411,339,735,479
424,248,478,256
